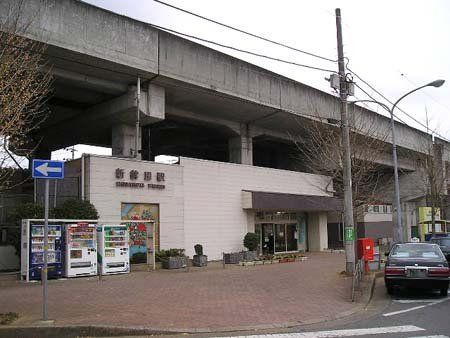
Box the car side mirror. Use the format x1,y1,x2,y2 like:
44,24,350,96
384,252,389,257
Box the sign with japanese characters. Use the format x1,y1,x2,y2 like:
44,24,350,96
114,168,166,190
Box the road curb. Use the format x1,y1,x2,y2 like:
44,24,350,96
0,304,369,338
365,271,384,308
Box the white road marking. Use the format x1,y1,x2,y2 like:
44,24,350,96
409,336,449,338
384,296,450,317
212,325,424,338
383,304,427,316
393,299,440,303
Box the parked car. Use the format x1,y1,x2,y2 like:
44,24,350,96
430,236,450,261
384,242,450,296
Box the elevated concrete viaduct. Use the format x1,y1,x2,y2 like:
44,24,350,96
1,0,448,186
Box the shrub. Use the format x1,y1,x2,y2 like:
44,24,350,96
53,199,98,219
243,232,259,251
155,248,185,262
7,203,45,256
194,244,203,255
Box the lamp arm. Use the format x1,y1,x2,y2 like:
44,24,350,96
391,84,429,115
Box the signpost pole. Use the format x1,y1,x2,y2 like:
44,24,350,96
43,178,49,321
33,159,64,322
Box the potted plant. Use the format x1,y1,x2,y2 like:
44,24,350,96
192,244,207,267
156,249,187,269
224,251,244,264
243,232,259,261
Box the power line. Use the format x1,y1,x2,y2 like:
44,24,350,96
347,66,450,143
152,0,337,63
148,23,336,73
351,82,409,125
399,71,450,116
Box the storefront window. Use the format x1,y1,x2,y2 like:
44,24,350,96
256,212,306,253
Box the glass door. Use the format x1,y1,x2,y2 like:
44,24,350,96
275,224,285,253
261,223,274,254
286,224,298,251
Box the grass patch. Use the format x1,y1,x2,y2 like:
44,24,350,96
0,312,19,325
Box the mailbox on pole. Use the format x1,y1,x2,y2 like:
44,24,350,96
32,159,65,321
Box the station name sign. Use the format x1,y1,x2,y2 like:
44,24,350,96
114,168,166,190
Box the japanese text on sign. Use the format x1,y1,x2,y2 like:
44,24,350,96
114,168,165,190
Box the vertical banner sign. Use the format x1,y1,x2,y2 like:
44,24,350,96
345,227,355,241
32,160,64,321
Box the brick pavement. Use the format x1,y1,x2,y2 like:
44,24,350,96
0,252,357,331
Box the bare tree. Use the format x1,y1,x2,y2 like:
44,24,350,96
0,0,52,191
415,135,449,235
292,105,392,218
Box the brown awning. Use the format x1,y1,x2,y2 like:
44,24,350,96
242,190,343,212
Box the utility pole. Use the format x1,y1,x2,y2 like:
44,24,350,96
336,8,355,274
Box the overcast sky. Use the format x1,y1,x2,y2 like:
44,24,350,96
55,0,450,159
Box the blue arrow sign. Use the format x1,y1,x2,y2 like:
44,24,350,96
32,160,65,179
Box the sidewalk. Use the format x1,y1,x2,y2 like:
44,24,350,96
0,252,363,333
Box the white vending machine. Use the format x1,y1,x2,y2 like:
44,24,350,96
97,224,130,275
64,222,97,277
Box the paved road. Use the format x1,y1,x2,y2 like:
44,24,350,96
160,278,450,338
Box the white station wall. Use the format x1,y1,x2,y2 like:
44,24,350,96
180,157,331,259
87,155,332,260
87,155,185,250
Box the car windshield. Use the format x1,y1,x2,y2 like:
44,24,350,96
390,243,444,259
431,238,450,247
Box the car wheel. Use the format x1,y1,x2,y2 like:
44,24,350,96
386,286,394,295
440,288,448,297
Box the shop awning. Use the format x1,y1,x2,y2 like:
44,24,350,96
242,190,343,212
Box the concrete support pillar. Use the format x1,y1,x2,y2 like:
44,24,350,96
29,146,51,171
307,212,328,251
229,123,253,165
33,146,51,160
111,124,142,159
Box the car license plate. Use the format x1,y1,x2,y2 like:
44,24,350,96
408,269,427,277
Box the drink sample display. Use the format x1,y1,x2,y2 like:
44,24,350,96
97,224,130,275
28,224,63,280
64,223,97,277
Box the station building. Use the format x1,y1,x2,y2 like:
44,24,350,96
49,154,341,263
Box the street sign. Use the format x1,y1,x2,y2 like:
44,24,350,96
31,160,65,321
345,227,355,241
32,160,64,179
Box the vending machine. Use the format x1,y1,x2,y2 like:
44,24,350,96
64,223,97,277
97,224,130,275
22,222,64,281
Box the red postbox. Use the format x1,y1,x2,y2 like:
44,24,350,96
357,238,374,273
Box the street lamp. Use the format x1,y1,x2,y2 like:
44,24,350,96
350,79,445,243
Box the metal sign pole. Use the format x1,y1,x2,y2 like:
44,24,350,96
43,179,49,321
32,159,65,322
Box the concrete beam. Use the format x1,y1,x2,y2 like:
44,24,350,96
49,67,128,94
8,0,448,156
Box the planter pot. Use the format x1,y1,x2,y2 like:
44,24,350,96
224,252,244,264
254,260,264,265
286,257,295,263
162,256,187,269
243,251,257,262
193,255,208,267
263,260,272,265
271,259,279,264
279,258,289,263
